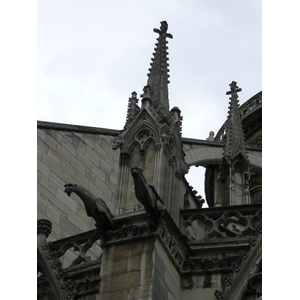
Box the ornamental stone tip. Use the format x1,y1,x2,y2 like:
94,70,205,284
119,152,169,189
226,81,242,95
160,21,168,31
141,85,152,100
37,219,52,236
153,21,173,39
207,131,215,141
171,106,181,114
37,219,52,247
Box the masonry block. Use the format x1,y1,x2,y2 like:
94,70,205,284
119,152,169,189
46,133,59,151
40,174,58,196
71,155,86,176
86,145,100,165
45,203,61,225
57,144,72,163
75,148,92,170
61,136,77,156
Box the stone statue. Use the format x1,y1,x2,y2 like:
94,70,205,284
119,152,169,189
130,167,164,222
64,184,115,231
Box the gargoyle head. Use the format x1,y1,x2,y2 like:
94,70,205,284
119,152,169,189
64,183,77,197
131,167,143,178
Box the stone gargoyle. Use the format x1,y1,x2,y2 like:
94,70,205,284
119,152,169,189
64,184,115,231
130,167,164,222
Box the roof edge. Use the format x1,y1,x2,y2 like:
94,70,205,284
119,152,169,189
37,120,121,136
37,121,261,151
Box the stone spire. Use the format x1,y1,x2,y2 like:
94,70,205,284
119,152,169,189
220,81,251,206
223,81,248,164
144,20,173,122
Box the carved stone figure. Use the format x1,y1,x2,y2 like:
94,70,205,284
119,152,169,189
130,167,164,222
64,184,115,231
111,137,124,150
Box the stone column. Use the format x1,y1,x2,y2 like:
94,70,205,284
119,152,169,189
115,152,129,215
37,219,52,247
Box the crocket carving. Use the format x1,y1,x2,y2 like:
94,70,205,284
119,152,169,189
64,184,115,231
130,167,164,222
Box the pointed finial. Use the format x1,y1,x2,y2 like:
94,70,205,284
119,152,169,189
223,81,248,163
140,85,153,107
226,81,242,95
124,91,140,130
146,21,173,121
153,21,173,39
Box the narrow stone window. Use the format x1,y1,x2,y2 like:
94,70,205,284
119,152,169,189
250,183,262,204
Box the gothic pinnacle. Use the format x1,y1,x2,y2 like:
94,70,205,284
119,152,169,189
145,21,173,121
223,81,249,164
124,91,140,130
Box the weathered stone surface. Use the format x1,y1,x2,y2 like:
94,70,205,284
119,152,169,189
38,126,120,243
91,163,106,182
97,290,128,300
37,195,47,214
71,155,87,176
99,238,156,298
37,159,51,178
76,148,93,170
45,204,61,227
86,145,100,165
39,173,58,196
153,269,168,300
59,215,82,236
57,143,72,163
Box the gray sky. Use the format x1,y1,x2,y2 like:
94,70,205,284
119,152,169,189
37,0,262,203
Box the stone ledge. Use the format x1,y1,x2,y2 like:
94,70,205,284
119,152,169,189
38,121,261,151
37,121,121,136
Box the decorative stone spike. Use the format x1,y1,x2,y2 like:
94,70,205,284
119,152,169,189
37,219,52,247
124,92,140,130
145,21,173,121
223,81,248,164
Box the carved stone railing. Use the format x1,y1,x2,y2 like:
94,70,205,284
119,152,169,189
239,91,262,119
38,202,262,299
37,227,102,300
46,229,102,268
181,204,262,245
214,92,262,142
180,204,262,298
214,234,262,300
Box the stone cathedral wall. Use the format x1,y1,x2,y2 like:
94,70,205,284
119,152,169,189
37,125,120,266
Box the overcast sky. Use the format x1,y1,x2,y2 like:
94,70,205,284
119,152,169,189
37,0,262,203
